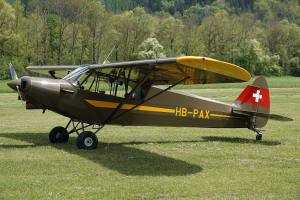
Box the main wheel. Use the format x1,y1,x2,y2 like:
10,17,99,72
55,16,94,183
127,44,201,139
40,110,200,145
49,126,69,143
77,131,98,150
256,134,262,141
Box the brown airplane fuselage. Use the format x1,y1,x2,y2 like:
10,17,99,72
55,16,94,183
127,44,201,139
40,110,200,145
9,76,251,129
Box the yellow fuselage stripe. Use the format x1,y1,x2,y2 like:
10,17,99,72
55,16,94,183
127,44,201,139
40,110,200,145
85,100,175,113
210,113,242,119
85,99,239,118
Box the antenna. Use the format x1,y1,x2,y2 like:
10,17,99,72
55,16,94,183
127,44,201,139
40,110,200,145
102,43,117,64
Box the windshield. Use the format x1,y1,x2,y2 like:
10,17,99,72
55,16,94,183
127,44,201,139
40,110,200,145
63,65,90,85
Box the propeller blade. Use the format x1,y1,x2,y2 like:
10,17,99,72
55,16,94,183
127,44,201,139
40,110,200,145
9,63,18,80
16,85,24,105
7,63,23,104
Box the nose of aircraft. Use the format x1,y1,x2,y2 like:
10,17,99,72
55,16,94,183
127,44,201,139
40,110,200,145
7,79,21,91
8,76,62,108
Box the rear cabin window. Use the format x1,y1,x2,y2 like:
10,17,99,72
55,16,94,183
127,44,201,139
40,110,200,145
78,69,137,99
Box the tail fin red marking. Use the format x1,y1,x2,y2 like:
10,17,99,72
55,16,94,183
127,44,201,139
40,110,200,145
236,85,270,109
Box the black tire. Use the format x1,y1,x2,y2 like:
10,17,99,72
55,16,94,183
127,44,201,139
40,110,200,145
49,126,69,143
77,131,98,150
256,134,262,141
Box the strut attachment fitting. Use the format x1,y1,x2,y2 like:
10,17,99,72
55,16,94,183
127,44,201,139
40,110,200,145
65,119,104,135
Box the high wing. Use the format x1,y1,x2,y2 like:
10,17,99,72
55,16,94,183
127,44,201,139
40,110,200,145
27,65,80,79
27,56,251,85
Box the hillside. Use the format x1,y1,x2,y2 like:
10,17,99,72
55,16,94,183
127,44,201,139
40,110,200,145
0,0,299,79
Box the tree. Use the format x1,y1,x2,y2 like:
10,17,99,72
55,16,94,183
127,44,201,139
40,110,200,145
265,20,300,75
137,37,166,59
183,3,222,25
0,0,25,79
198,12,231,57
155,16,184,56
289,57,300,76
83,1,111,63
228,0,254,12
0,1,15,55
1,0,300,79
113,7,154,61
233,39,281,76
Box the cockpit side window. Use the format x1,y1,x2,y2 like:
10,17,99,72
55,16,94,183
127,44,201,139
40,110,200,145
63,66,90,84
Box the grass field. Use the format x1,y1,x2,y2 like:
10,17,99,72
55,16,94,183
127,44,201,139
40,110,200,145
0,77,299,199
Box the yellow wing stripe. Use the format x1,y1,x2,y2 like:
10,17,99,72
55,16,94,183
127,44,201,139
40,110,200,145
85,100,175,113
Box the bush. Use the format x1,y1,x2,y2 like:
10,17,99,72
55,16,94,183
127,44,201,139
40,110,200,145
289,57,300,76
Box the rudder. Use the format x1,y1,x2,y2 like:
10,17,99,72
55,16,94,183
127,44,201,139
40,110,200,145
233,76,270,128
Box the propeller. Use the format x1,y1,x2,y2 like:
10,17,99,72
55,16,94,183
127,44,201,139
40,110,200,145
7,63,23,104
9,63,18,80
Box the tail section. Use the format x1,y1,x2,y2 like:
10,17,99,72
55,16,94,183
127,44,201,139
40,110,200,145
233,76,270,128
234,76,270,113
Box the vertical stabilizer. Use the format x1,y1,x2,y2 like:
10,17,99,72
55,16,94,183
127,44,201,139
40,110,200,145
233,76,270,128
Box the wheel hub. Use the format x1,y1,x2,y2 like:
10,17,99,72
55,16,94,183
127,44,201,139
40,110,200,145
84,137,93,147
56,132,61,139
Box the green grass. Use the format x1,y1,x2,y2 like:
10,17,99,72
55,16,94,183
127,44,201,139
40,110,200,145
0,77,299,199
0,80,14,93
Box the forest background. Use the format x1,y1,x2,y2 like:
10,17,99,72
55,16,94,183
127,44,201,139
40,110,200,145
0,0,300,79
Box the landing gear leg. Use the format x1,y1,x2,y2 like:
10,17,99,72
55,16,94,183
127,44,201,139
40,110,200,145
249,127,263,141
67,120,104,150
50,119,104,149
249,115,263,141
254,129,263,141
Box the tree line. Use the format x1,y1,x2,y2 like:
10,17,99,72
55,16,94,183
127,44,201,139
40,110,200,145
0,0,300,79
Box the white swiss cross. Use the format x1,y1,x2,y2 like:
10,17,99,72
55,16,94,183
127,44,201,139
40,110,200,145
253,90,263,103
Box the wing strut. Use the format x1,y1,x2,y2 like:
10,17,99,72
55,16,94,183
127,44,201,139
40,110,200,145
108,75,190,123
102,67,155,125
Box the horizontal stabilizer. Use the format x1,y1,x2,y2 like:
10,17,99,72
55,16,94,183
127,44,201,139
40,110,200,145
268,113,293,121
233,110,293,121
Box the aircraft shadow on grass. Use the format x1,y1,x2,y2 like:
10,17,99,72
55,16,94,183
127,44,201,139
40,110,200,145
0,132,203,176
0,133,281,176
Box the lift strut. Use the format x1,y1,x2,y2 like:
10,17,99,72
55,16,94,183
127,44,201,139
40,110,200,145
109,76,190,122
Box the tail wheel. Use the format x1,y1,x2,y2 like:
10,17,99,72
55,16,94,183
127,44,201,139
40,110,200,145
256,134,262,141
49,126,69,143
77,131,98,150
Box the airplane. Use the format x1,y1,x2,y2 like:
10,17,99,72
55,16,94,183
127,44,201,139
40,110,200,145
7,56,292,150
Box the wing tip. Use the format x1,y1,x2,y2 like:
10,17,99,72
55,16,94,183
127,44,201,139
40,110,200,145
176,56,251,82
